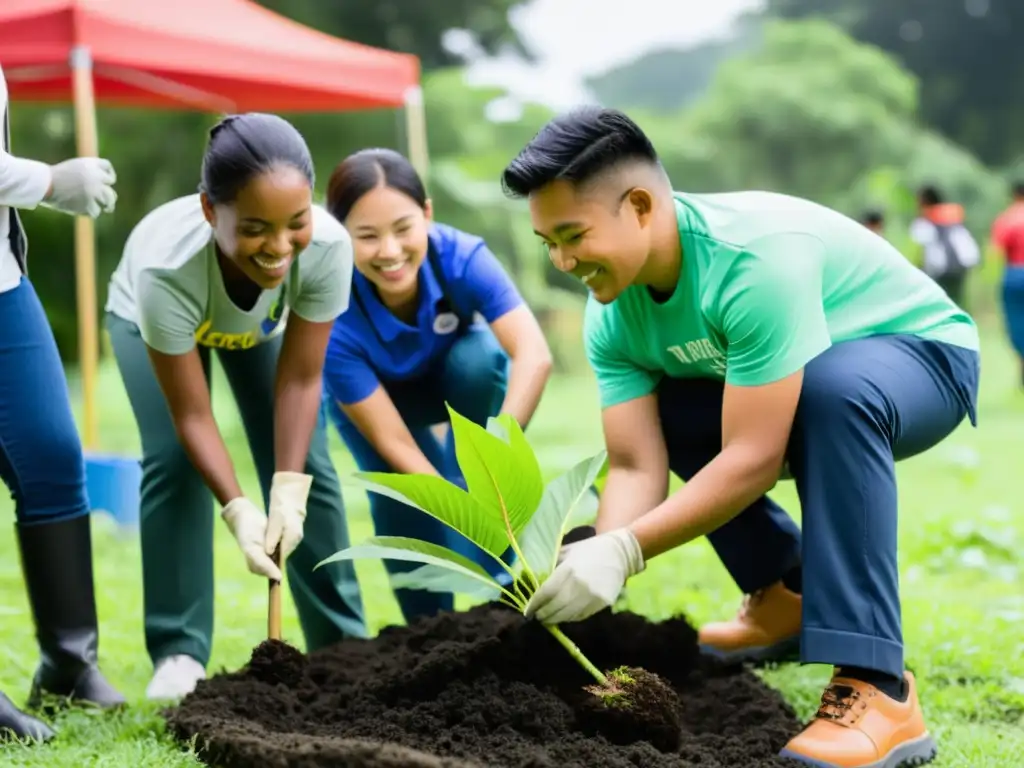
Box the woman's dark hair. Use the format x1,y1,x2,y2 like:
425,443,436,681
501,106,660,199
200,113,314,205
326,148,427,222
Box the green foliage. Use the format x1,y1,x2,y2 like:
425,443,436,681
765,0,1024,166
652,18,919,201
585,21,761,114
317,406,609,683
253,0,530,72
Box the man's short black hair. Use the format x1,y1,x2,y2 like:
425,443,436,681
501,106,660,199
863,209,884,226
918,185,943,206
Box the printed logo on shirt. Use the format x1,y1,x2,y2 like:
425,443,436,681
666,339,727,374
195,298,287,350
195,320,258,350
433,311,460,335
260,298,285,336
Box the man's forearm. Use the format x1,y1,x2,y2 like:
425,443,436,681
630,444,779,559
594,465,670,533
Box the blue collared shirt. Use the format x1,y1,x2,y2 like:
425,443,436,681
324,222,523,405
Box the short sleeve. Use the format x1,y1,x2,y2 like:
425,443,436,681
291,238,353,324
459,241,524,322
323,329,381,406
136,270,201,355
583,299,659,408
712,233,832,387
909,218,933,246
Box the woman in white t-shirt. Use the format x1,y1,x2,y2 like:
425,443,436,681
104,113,366,700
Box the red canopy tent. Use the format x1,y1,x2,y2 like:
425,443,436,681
0,0,428,448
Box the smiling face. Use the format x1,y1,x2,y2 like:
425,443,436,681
528,179,654,304
344,183,432,306
201,164,313,290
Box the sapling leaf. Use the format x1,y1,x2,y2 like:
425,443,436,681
447,406,544,540
316,536,501,593
485,415,509,442
390,564,503,601
519,450,608,579
348,472,509,556
565,485,600,530
322,405,611,688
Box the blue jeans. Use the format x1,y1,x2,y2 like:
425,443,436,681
658,334,979,677
329,326,512,623
0,278,89,526
1001,265,1024,359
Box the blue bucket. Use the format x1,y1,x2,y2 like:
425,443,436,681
85,453,142,528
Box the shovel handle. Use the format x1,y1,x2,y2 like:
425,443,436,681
268,547,282,640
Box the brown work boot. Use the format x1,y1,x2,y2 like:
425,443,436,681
780,670,937,767
698,580,801,663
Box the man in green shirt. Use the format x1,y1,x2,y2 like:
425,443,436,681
503,107,979,768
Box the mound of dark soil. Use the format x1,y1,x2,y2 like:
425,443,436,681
165,603,803,767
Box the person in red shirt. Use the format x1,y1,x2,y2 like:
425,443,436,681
990,182,1024,387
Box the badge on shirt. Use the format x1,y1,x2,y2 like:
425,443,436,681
433,311,460,335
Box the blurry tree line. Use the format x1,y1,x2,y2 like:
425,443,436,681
9,0,1020,369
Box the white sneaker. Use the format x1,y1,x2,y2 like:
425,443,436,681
145,654,206,701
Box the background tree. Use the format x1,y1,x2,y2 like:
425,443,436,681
764,0,1024,168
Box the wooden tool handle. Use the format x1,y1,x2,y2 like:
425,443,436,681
268,547,282,640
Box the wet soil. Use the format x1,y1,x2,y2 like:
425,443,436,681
165,601,804,767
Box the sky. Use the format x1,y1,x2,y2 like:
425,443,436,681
454,0,764,108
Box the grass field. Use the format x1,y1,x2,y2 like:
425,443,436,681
0,323,1022,767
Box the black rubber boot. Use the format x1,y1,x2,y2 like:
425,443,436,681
0,691,54,743
16,515,126,711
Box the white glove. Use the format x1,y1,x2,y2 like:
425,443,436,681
221,497,283,582
524,529,645,624
265,471,312,564
43,157,117,218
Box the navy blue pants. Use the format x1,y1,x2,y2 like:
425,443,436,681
658,334,979,677
328,325,511,623
0,278,89,526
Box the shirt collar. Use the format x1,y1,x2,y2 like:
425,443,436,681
353,260,445,343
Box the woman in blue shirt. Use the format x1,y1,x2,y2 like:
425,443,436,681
323,148,553,623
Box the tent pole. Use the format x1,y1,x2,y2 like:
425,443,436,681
403,86,429,180
70,45,100,450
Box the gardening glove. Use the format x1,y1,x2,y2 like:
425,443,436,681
221,497,283,582
265,471,312,564
524,528,645,624
43,157,118,218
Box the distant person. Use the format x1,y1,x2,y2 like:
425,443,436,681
0,63,124,743
103,113,366,701
909,185,980,306
990,181,1024,387
862,209,885,236
322,148,553,623
505,107,979,768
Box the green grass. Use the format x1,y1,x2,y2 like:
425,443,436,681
1,324,1022,767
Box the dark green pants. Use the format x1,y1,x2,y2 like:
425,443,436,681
106,313,367,667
